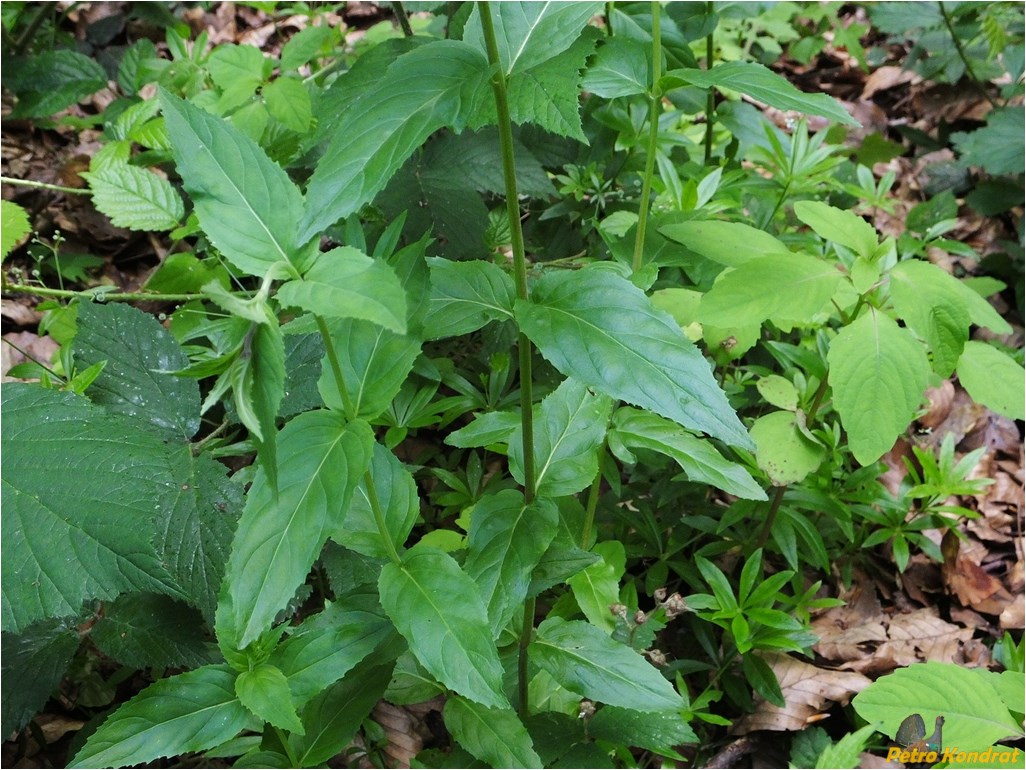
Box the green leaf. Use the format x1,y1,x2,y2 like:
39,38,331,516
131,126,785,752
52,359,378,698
957,342,1026,420
236,663,304,734
464,491,559,637
793,201,878,260
510,378,614,498
443,697,543,769
83,164,184,231
447,410,521,448
91,594,211,670
298,41,489,241
160,89,307,276
814,725,877,769
951,107,1025,176
660,220,791,267
1,201,31,259
756,375,799,411
242,320,285,488
609,407,766,500
379,547,509,709
530,617,682,711
516,265,752,450
1,617,81,737
424,257,516,340
73,301,201,440
9,49,108,118
827,309,929,465
69,665,251,769
317,318,421,420
335,442,420,560
663,61,858,126
889,260,972,376
1,385,187,633
853,662,1023,753
208,44,266,95
568,540,625,633
263,76,312,133
750,410,826,486
588,706,698,756
582,37,650,98
223,413,374,647
280,25,335,71
277,247,407,334
698,253,842,327
463,2,603,76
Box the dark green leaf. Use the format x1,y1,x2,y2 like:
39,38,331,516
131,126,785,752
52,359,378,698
9,50,107,118
91,593,211,670
424,257,516,340
742,654,784,707
589,706,698,755
443,697,542,769
951,107,1025,176
1,617,81,736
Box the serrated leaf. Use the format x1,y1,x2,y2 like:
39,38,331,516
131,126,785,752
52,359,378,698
951,107,1025,176
1,200,31,259
424,128,556,199
241,320,285,488
510,378,614,498
814,724,877,769
793,201,878,260
280,25,334,71
335,442,420,560
263,76,312,133
515,265,752,450
299,41,490,241
464,491,559,637
424,257,516,340
160,89,306,276
660,220,792,268
583,36,650,97
277,247,407,334
827,309,929,465
447,410,521,448
443,697,543,769
609,407,766,500
236,663,304,734
957,342,1025,420
223,413,374,647
750,410,826,486
208,44,266,94
588,706,698,755
91,593,211,670
699,253,842,327
1,617,80,737
74,301,200,440
83,164,184,231
889,261,971,377
530,617,682,711
379,547,509,709
68,665,250,769
10,49,108,118
567,540,625,633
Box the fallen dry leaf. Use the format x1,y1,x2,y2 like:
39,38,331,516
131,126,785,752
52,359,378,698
943,530,1017,616
879,608,974,665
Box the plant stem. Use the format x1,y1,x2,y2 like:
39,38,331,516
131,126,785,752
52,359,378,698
13,3,49,55
1,175,89,195
2,282,207,303
582,446,605,549
757,485,786,547
937,2,997,108
605,1,615,36
631,1,662,273
391,1,414,37
703,2,715,165
517,595,536,715
314,314,356,419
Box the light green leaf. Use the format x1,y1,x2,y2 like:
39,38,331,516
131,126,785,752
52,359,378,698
1,617,81,737
889,260,971,377
530,617,682,711
660,220,792,268
957,342,1025,420
0,200,31,259
464,491,559,637
757,375,799,411
224,413,374,647
69,665,250,769
609,407,766,500
568,540,625,633
827,309,929,465
299,41,489,241
91,594,210,670
446,410,521,448
516,265,752,450
335,442,420,560
582,37,650,98
83,164,184,231
663,61,858,126
443,697,543,769
277,247,407,334
379,547,509,709
510,378,614,498
280,25,335,71
424,257,516,340
750,410,826,486
208,44,266,94
793,201,878,260
241,320,285,488
698,253,842,327
236,663,304,734
160,89,306,276
814,725,877,769
263,76,312,133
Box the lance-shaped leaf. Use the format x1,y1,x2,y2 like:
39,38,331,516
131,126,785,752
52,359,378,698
793,201,878,260
424,257,516,341
510,378,614,498
276,247,407,335
567,540,625,633
299,41,490,241
957,342,1026,421
530,617,682,712
379,547,509,709
233,318,285,492
588,706,698,755
160,89,306,276
223,413,374,648
515,265,752,450
464,491,559,637
83,163,185,231
68,665,251,769
583,36,650,98
660,220,792,268
609,407,766,500
443,697,543,769
236,663,304,734
1,617,81,737
827,309,929,465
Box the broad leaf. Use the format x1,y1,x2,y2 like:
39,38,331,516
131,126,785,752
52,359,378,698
443,697,543,769
9,49,107,118
583,37,650,98
1,617,81,737
424,257,516,340
91,593,211,670
957,342,1025,421
83,164,185,231
236,663,304,734
464,491,559,636
827,309,929,465
530,617,682,711
69,665,251,769
74,301,200,440
951,106,1025,177
793,201,878,260
516,265,752,449
379,547,509,709
276,247,407,334
609,407,766,500
588,706,698,756
160,89,307,276
263,76,312,133
510,378,614,498
223,413,374,647
567,540,625,633
447,410,521,448
698,253,842,327
0,200,31,259
299,41,490,241
660,220,791,268
750,410,826,486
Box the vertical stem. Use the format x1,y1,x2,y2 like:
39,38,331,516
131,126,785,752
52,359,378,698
631,1,662,273
937,2,996,107
703,2,716,165
314,315,356,420
605,1,615,36
757,485,786,547
391,1,415,37
581,446,605,549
